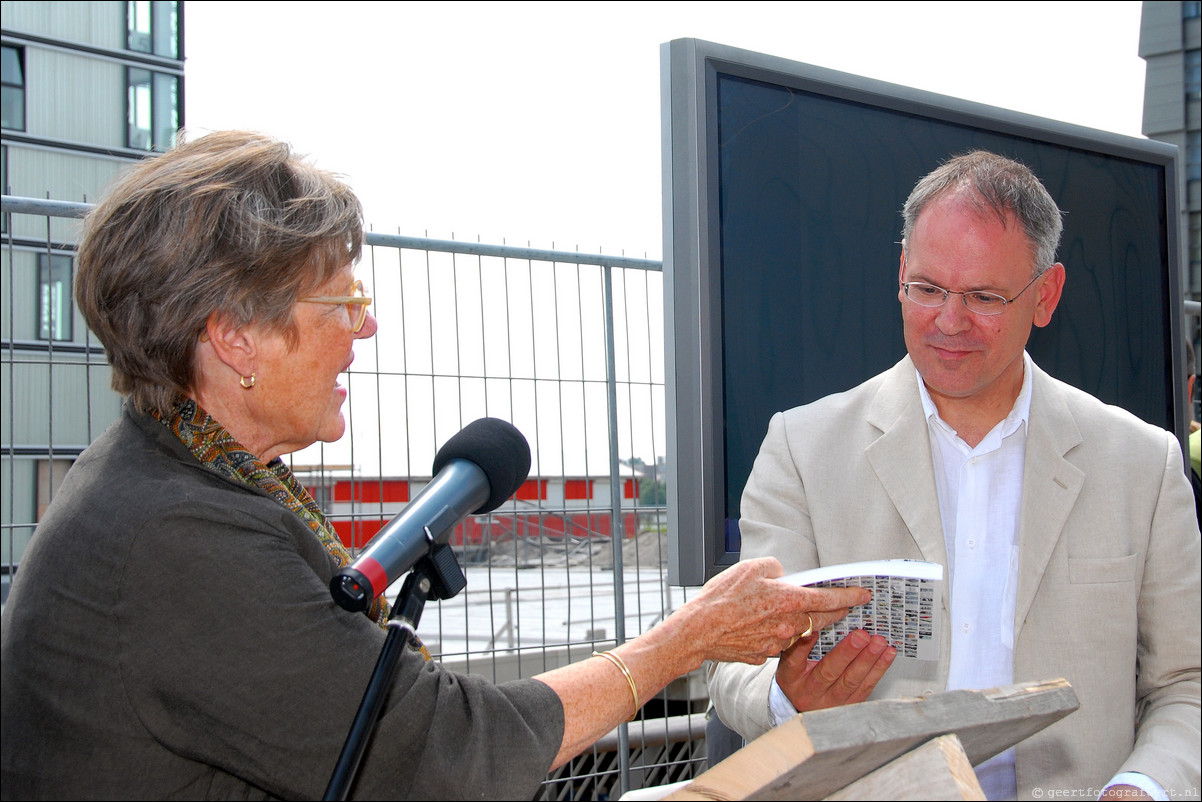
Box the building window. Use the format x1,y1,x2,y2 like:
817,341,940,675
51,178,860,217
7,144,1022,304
1190,210,1200,289
1188,130,1201,183
37,459,75,520
1,45,25,131
1184,2,1200,20
1186,51,1201,101
38,254,73,342
127,68,179,152
127,1,180,59
564,479,594,500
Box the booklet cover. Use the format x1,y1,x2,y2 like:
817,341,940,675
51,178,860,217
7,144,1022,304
782,559,943,661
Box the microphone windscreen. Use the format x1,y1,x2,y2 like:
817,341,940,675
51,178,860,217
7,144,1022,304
431,418,531,513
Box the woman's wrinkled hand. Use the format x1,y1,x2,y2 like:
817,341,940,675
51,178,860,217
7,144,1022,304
684,556,872,666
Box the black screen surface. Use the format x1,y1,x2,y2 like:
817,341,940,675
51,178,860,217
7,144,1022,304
717,72,1172,534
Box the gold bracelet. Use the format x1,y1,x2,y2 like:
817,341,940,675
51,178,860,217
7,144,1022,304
592,650,640,722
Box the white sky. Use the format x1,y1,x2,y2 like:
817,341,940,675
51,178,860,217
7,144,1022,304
182,1,1152,473
183,1,1149,261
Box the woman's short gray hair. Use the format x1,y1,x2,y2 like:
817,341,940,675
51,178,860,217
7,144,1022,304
901,150,1064,276
75,130,364,415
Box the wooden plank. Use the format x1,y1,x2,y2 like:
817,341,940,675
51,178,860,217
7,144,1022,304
824,734,985,801
666,678,1078,801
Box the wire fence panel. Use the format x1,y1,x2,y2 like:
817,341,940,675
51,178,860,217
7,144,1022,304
1,196,706,799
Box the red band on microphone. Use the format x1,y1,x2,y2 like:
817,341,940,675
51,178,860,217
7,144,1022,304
358,556,389,600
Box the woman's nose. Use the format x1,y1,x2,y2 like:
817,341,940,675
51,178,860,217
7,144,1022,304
356,309,378,339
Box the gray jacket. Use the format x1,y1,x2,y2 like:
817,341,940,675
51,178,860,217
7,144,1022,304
1,403,563,800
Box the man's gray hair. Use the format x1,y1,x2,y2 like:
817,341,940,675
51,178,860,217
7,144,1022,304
901,151,1064,276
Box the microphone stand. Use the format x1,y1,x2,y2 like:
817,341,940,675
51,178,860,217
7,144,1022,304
323,542,467,801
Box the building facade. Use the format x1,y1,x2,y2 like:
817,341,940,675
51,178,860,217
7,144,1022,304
1,1,184,572
306,470,646,564
1140,0,1202,409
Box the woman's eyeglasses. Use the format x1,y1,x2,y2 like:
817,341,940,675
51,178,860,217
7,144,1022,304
299,279,372,333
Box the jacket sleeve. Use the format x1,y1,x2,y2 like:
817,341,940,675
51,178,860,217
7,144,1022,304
706,411,822,741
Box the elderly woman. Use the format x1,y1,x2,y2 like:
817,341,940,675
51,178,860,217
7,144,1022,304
0,131,892,800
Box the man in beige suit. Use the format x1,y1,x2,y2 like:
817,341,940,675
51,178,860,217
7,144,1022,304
708,151,1201,801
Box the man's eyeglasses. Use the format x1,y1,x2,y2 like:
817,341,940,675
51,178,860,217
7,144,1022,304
901,259,1043,317
299,279,372,333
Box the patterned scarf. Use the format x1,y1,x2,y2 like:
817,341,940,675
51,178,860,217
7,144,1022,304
155,398,392,628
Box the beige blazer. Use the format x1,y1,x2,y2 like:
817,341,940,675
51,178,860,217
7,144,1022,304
708,355,1200,800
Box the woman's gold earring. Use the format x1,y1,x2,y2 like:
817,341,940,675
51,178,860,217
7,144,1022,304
240,372,256,389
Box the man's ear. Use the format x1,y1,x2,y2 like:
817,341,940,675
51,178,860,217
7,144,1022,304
203,312,257,377
1032,263,1066,329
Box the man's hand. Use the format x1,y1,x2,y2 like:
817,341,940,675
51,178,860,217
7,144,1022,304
775,629,896,711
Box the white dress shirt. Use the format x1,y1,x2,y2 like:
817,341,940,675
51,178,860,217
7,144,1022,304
919,357,1031,801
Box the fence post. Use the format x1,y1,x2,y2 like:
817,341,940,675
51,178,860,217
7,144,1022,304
603,262,632,794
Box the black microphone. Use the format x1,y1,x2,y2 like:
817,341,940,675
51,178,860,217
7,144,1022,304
329,418,531,613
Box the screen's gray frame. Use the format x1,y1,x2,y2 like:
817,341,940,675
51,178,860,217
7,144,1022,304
661,38,1185,586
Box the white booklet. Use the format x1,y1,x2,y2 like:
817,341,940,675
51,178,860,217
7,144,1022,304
781,559,943,661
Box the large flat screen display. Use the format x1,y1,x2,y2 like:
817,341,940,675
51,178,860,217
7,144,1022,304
661,39,1185,585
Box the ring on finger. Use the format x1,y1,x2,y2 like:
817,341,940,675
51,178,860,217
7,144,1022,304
787,612,815,650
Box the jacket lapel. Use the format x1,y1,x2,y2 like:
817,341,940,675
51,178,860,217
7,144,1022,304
1014,364,1084,630
866,358,949,567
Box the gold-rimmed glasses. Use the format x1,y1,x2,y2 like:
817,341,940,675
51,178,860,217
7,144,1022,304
298,279,372,333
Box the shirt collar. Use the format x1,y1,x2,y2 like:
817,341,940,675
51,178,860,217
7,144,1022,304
916,352,1033,443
